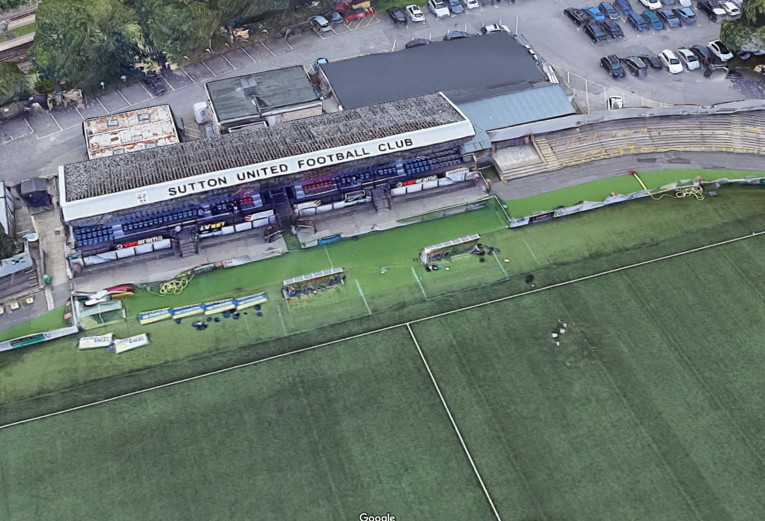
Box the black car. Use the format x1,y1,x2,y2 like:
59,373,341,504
443,31,474,41
599,1,620,19
584,21,608,42
639,54,663,70
564,8,592,26
599,19,624,38
657,8,681,28
697,0,722,22
690,44,714,66
387,7,407,24
405,38,432,48
620,56,648,76
600,55,626,78
142,72,166,96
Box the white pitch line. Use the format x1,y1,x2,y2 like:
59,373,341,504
406,324,503,521
411,265,427,299
356,279,372,315
276,304,289,336
492,251,508,277
2,230,763,430
324,246,334,269
522,238,539,265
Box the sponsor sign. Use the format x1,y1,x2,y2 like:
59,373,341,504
170,304,205,319
78,334,114,350
235,293,268,310
199,222,226,233
317,234,341,245
203,299,237,315
138,308,172,325
113,334,150,354
528,211,554,224
115,236,164,250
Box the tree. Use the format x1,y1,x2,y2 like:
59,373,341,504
0,222,17,259
0,62,28,105
720,0,765,53
133,0,218,63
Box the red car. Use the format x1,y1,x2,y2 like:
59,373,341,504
344,7,375,21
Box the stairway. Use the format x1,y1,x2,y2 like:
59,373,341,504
177,228,197,257
532,135,562,170
371,185,391,212
269,188,293,222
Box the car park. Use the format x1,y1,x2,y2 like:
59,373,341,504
564,8,592,26
599,19,624,38
620,55,648,76
615,0,635,15
308,15,332,33
585,6,606,21
643,10,664,29
659,49,684,73
697,0,726,22
584,21,608,42
443,31,474,41
690,44,713,65
721,1,740,16
708,39,733,61
677,48,701,70
640,53,664,70
599,2,620,19
657,8,681,27
481,23,511,34
428,0,451,18
405,4,425,22
639,0,662,9
405,38,432,48
600,55,626,78
462,0,480,8
387,7,407,24
447,0,464,14
627,12,649,30
672,7,696,25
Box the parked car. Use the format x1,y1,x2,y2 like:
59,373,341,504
615,0,635,15
690,45,713,65
447,0,464,14
697,0,725,21
405,38,432,48
736,50,751,60
481,23,511,34
601,55,626,78
677,47,701,70
462,0,480,8
640,53,664,70
443,31,474,40
599,19,624,38
564,8,592,26
387,7,407,24
661,0,676,5
584,21,608,42
626,12,649,30
585,6,606,21
320,9,344,23
721,1,740,16
639,0,662,9
428,0,450,18
708,39,734,61
405,4,425,21
703,64,728,78
657,8,681,27
678,0,692,5
599,2,620,19
673,7,696,24
659,49,683,73
308,15,332,33
344,7,375,21
620,56,648,76
0,101,25,122
642,10,664,29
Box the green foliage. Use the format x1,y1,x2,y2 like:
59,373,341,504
0,62,27,105
720,0,765,52
0,222,17,259
0,0,32,10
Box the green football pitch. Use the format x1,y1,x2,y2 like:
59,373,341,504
2,232,764,521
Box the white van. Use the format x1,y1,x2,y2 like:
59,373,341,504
428,0,450,18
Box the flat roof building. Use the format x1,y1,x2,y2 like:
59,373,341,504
205,66,322,134
83,105,181,159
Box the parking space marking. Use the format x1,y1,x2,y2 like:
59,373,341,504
201,60,216,76
95,97,109,113
241,47,256,62
221,53,236,69
48,112,63,131
116,89,130,104
74,106,85,120
261,41,276,56
137,80,154,97
24,119,34,133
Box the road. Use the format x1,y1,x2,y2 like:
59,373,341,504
0,0,753,186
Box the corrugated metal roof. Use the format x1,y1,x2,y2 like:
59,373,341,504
206,66,319,124
321,33,547,110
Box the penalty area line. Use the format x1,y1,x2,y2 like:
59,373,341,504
406,324,503,521
2,230,761,431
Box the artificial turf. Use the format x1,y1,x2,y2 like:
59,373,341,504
2,233,764,520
